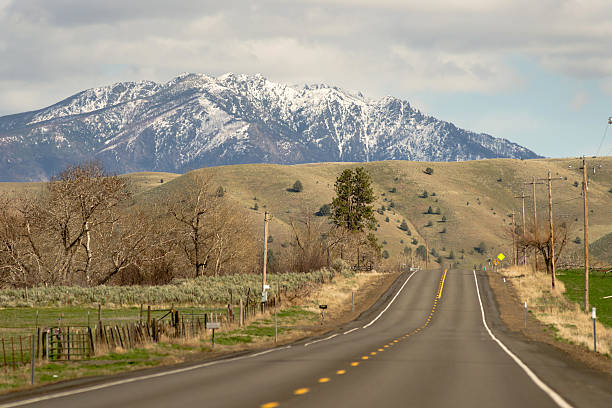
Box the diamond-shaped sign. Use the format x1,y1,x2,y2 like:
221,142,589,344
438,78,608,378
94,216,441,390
497,253,506,261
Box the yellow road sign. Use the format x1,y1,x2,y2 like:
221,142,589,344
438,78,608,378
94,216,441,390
497,253,506,261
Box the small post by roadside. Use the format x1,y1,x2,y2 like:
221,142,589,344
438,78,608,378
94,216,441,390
206,321,220,348
351,291,355,313
592,307,597,352
274,305,278,343
319,305,327,325
524,302,527,328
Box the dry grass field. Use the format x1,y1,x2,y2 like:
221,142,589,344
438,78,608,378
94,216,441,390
502,266,611,356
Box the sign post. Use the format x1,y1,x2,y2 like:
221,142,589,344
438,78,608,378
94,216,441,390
319,305,327,325
206,321,221,348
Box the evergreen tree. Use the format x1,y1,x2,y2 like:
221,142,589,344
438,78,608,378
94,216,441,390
415,245,427,260
331,167,376,232
399,219,409,231
292,180,303,192
215,186,225,197
316,204,331,216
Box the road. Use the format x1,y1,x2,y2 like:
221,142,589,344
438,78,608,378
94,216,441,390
2,269,611,407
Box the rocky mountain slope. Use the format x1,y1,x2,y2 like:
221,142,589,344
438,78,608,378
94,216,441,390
0,73,540,181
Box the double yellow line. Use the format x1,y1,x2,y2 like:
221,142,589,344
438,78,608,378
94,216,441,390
437,269,448,299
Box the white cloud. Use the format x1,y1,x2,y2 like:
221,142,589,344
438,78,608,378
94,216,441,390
0,1,611,115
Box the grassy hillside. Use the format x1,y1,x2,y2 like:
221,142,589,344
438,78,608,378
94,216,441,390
3,157,611,270
590,233,612,266
141,157,612,270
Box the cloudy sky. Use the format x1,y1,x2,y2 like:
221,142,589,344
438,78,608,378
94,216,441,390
1,0,611,157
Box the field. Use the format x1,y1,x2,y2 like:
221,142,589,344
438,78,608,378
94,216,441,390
558,269,612,327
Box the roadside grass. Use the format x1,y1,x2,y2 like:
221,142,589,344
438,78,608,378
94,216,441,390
557,269,612,327
502,266,611,356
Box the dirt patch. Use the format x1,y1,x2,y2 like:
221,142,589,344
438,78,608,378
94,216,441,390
485,268,612,377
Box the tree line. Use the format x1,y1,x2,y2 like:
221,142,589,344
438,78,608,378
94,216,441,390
0,163,381,288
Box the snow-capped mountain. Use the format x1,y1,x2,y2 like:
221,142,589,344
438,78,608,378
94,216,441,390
0,73,540,181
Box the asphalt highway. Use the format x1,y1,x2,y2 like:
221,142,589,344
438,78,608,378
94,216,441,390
2,269,611,407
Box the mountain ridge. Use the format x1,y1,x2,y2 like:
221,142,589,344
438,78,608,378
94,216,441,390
0,73,540,181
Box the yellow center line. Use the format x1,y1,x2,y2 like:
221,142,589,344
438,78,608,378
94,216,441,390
294,388,310,395
336,369,346,375
361,356,369,360
318,377,330,383
378,348,384,351
437,269,448,299
351,362,359,366
370,352,377,355
261,402,279,408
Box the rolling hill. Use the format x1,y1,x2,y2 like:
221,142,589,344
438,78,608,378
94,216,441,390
2,158,610,269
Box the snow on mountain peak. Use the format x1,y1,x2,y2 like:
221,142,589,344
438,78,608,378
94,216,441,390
0,73,540,181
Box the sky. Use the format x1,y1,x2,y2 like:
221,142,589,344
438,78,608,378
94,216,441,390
0,0,611,158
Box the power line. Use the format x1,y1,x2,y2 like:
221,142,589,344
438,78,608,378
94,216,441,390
595,120,610,157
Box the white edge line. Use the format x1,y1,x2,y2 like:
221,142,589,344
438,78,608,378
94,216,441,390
362,270,417,329
343,328,359,335
0,345,292,408
472,270,573,408
304,333,338,347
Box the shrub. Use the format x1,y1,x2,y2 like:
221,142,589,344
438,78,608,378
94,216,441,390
427,206,433,214
424,167,434,175
216,186,225,197
573,236,581,244
411,238,418,245
441,215,447,222
573,181,579,187
389,201,395,208
389,187,397,193
399,220,409,231
421,191,428,198
382,250,390,259
448,251,455,260
440,227,447,234
316,204,332,216
292,180,304,192
425,221,433,227
385,217,390,222
253,203,259,211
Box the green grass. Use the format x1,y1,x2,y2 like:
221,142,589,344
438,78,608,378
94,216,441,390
215,306,316,345
0,306,236,337
558,269,612,327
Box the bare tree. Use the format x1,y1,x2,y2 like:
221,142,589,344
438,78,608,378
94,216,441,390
0,162,130,286
518,218,570,277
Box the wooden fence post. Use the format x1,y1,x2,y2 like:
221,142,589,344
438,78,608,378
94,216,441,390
239,299,244,327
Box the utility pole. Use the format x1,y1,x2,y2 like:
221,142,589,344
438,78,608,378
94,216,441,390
524,177,543,271
514,191,528,265
547,170,556,289
511,211,517,266
262,212,270,306
425,240,429,270
581,157,590,312
538,170,562,289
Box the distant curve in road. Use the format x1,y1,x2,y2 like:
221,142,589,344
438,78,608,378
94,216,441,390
2,269,611,408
